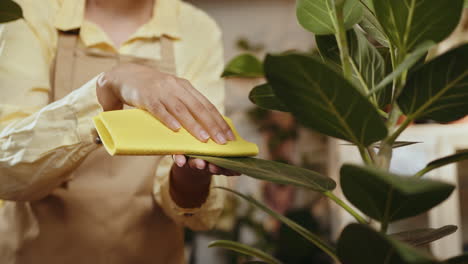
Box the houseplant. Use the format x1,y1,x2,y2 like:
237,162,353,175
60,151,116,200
192,0,468,263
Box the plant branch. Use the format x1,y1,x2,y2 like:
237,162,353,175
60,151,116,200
359,145,373,165
386,115,413,146
413,166,432,178
367,146,378,163
333,0,353,81
325,191,368,224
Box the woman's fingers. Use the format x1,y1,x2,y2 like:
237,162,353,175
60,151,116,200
172,155,187,167
146,100,182,131
164,99,211,142
180,81,235,141
177,86,227,144
188,158,207,170
178,157,241,176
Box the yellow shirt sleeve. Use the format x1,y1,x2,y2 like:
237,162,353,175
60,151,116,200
0,4,103,201
153,3,230,231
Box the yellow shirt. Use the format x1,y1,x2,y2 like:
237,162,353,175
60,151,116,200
0,0,227,233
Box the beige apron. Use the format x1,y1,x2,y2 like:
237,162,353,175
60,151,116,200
0,30,185,264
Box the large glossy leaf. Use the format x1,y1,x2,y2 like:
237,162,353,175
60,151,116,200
0,0,23,23
264,53,387,147
372,0,463,52
190,156,335,192
416,150,468,178
222,54,264,78
398,44,468,123
343,141,421,149
446,254,468,264
209,240,281,264
217,187,337,259
359,1,389,47
248,83,289,112
338,224,440,264
317,28,386,92
368,41,435,96
390,225,458,247
340,164,455,222
297,0,363,35
348,28,386,92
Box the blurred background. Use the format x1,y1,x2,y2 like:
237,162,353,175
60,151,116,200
182,1,468,263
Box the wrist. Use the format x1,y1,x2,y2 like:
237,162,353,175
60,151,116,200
96,72,123,111
169,164,212,208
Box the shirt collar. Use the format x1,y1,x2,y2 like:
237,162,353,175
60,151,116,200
54,0,181,40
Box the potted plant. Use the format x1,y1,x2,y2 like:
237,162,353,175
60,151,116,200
192,0,468,263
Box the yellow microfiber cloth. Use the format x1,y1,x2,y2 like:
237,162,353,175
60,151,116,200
93,109,259,157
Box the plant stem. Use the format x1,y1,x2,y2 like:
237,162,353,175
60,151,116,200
359,146,373,165
367,146,377,163
413,166,431,178
386,115,412,146
325,191,367,224
333,0,353,81
380,221,389,233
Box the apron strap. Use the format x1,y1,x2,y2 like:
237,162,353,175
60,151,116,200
52,32,177,102
53,30,80,101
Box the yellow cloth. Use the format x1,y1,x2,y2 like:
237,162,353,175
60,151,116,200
94,109,259,156
0,0,227,241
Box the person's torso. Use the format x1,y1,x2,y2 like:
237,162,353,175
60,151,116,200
0,27,185,264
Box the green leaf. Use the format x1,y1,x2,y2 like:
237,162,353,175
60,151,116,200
316,28,389,105
415,150,468,178
248,84,289,112
338,224,440,264
209,240,281,264
343,141,421,149
359,2,389,47
368,41,435,96
0,0,23,23
315,34,341,64
222,54,264,78
446,254,468,264
190,156,335,192
372,0,464,52
264,53,387,147
340,164,455,222
317,28,386,93
217,187,337,260
348,28,386,92
390,225,458,247
387,141,421,149
360,0,374,11
296,0,363,35
398,44,468,123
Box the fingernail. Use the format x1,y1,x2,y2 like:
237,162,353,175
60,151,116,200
171,120,182,131
227,130,235,141
196,160,205,170
209,164,218,174
199,130,210,141
97,74,108,87
215,132,227,144
175,156,185,167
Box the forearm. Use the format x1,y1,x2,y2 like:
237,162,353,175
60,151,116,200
0,77,103,201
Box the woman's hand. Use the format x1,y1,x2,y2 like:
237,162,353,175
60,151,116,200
96,63,235,144
169,155,241,208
